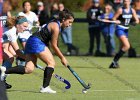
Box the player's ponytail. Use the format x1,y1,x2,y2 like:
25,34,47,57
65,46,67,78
5,16,16,29
5,16,28,29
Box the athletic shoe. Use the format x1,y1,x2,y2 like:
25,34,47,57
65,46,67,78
109,61,119,68
0,66,6,81
4,80,12,89
40,86,56,93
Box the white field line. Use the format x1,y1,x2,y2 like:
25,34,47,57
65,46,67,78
91,90,136,92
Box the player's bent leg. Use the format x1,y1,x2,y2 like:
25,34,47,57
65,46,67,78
25,54,37,74
37,47,55,67
37,47,56,93
120,36,130,51
109,36,128,69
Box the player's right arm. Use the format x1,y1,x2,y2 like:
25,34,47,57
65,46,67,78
50,22,68,66
99,8,121,24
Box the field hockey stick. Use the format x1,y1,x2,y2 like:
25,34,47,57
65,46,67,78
32,25,41,28
36,65,71,89
67,65,91,90
97,18,120,24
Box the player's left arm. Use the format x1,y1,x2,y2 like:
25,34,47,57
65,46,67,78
10,42,25,59
132,8,139,24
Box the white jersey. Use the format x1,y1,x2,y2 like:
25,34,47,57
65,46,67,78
18,11,38,30
18,30,31,40
2,26,17,43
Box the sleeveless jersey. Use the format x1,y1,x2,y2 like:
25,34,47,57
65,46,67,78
33,20,61,45
118,7,133,28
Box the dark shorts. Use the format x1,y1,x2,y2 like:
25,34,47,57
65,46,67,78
25,36,46,54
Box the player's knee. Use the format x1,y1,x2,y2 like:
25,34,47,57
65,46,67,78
125,44,130,51
48,61,55,68
25,66,35,74
123,44,130,51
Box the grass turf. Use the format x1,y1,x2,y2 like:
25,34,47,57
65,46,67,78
7,56,140,100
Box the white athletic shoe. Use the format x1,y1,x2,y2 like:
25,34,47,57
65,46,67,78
40,86,56,93
0,66,6,81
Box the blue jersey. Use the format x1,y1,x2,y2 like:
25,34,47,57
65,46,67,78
100,12,115,34
115,7,133,38
118,7,133,27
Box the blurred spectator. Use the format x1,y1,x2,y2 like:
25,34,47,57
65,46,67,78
86,0,105,56
106,0,123,11
0,0,12,89
18,1,39,48
34,1,49,26
100,3,116,56
133,0,140,19
50,3,59,20
58,3,79,56
0,0,11,27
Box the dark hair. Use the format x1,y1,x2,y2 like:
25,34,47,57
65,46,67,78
22,1,30,8
58,8,74,22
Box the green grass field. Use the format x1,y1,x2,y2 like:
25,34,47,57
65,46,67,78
7,56,140,100
7,11,140,100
